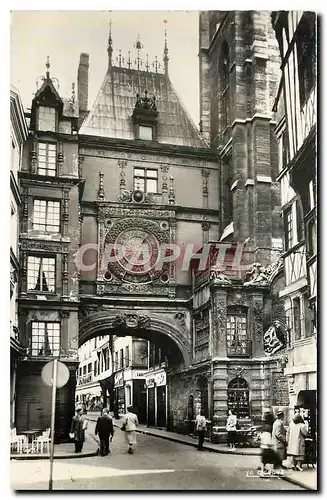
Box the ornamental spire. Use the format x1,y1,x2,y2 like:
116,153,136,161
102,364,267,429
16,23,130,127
46,55,50,80
107,17,113,69
134,34,143,71
163,20,169,76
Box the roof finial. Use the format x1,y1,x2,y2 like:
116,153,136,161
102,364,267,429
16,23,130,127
163,20,169,76
107,17,113,68
134,34,143,71
46,55,50,80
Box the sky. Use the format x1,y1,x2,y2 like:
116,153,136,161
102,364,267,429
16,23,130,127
10,10,201,126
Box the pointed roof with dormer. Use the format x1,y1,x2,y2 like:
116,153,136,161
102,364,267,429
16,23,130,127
80,29,208,149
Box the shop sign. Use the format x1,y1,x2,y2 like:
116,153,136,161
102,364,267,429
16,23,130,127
145,371,166,388
132,370,147,379
114,372,124,387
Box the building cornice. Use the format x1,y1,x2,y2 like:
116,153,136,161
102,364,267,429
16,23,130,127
78,134,217,161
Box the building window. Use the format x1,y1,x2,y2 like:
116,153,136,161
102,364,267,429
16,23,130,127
125,346,130,368
115,351,118,371
284,207,293,250
119,349,124,369
38,143,56,176
308,220,317,256
281,129,290,169
227,378,250,418
296,12,316,108
88,363,92,373
295,199,304,242
31,321,60,357
226,314,251,356
134,168,158,193
309,179,316,210
138,125,153,140
27,255,56,292
104,349,110,371
33,199,60,232
83,365,87,375
38,106,56,132
293,297,302,340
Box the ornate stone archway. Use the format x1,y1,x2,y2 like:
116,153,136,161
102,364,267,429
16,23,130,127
79,309,191,368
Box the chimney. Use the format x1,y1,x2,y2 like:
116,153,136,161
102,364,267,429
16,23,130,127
77,53,89,116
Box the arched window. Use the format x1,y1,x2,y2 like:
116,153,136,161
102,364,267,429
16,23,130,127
227,377,250,418
220,41,230,133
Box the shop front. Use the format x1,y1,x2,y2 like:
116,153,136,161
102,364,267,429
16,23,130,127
114,370,125,417
123,368,147,423
145,369,167,428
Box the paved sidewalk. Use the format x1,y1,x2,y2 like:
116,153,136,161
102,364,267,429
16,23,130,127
86,412,317,491
10,432,98,460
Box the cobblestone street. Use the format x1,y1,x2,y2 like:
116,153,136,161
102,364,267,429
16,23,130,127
11,426,303,491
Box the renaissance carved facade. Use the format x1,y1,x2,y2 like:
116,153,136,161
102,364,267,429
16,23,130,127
15,13,293,439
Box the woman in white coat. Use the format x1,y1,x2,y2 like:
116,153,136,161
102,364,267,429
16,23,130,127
287,413,309,471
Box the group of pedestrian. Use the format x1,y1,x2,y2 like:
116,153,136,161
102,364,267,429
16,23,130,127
259,408,309,474
70,404,139,456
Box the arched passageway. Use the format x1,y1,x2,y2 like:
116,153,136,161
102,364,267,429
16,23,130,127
79,310,191,368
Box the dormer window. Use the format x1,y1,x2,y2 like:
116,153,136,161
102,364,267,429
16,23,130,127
138,125,153,141
132,90,158,141
38,106,56,132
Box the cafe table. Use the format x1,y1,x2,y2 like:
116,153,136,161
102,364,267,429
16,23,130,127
22,429,42,444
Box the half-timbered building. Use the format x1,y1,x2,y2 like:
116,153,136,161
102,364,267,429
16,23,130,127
271,10,317,435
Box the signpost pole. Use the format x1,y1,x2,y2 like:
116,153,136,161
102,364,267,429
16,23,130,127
49,359,58,491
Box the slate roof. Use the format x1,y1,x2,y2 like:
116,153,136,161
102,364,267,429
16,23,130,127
80,66,208,149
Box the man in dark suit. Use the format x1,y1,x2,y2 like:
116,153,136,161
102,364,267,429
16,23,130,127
70,405,87,453
95,408,114,456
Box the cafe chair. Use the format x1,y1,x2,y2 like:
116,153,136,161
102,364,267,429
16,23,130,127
32,428,51,454
10,428,28,454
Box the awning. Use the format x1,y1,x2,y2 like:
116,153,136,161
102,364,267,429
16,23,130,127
99,374,115,393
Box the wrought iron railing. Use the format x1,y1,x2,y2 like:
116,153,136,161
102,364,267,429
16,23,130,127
227,340,252,357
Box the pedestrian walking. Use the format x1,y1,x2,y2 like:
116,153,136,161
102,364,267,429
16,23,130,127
258,413,281,475
272,410,287,469
226,410,238,450
95,408,115,456
70,405,87,453
195,410,207,451
287,413,309,471
121,406,139,454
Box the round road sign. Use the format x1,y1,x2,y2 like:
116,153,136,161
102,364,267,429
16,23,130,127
41,360,70,388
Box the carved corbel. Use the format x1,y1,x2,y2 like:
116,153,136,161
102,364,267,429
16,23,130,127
59,310,70,319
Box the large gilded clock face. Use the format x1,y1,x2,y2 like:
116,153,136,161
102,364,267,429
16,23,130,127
115,228,159,275
104,218,169,284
